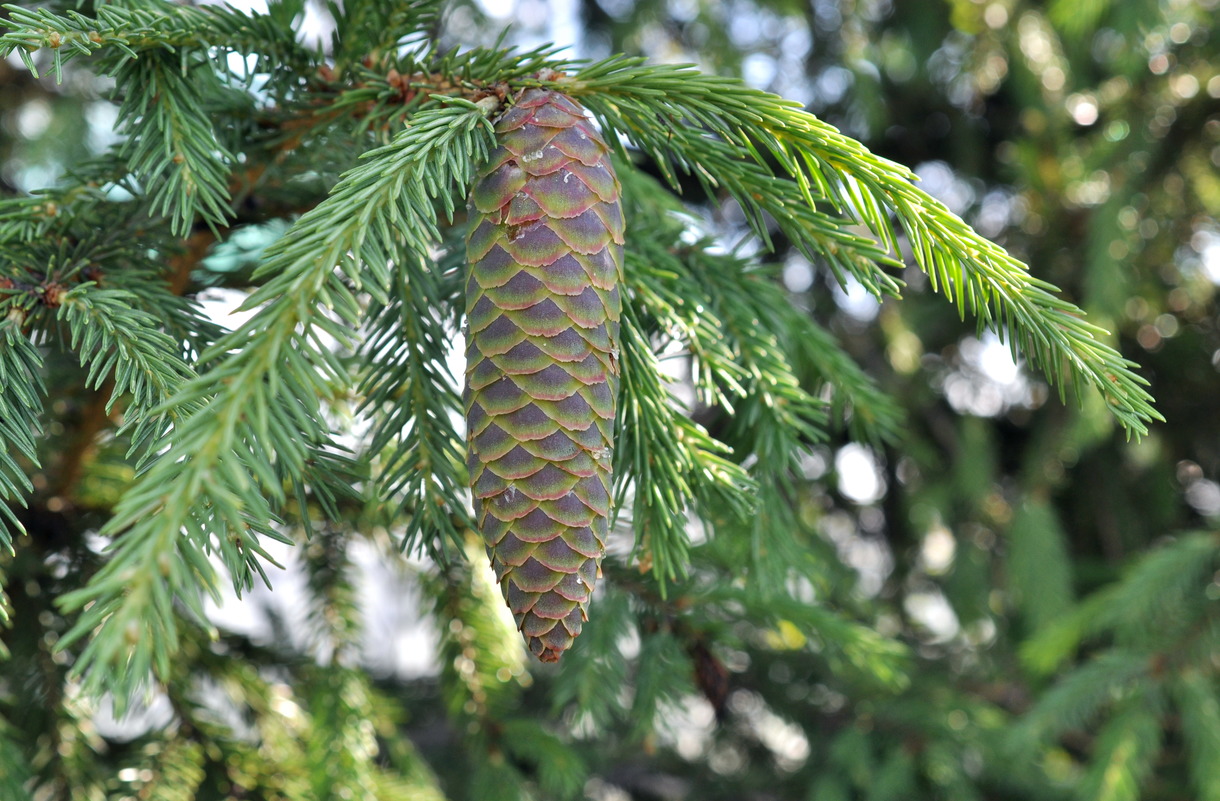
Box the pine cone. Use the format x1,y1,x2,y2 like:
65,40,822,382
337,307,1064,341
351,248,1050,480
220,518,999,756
464,88,623,662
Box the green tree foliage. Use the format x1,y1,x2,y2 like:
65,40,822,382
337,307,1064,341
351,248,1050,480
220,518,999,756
0,0,1215,799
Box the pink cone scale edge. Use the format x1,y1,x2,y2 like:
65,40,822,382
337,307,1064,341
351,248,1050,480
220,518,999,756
465,87,623,662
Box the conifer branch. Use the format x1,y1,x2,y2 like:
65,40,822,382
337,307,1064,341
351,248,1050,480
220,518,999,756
58,286,195,419
0,0,1206,796
626,627,698,738
627,222,833,461
1022,532,1219,677
429,538,527,723
786,311,904,444
111,53,234,237
359,263,471,558
616,311,756,581
0,320,44,553
619,169,896,582
1173,673,1220,801
304,669,382,799
626,234,834,585
53,284,202,501
593,107,902,296
0,2,315,238
140,739,206,800
498,719,586,797
300,525,361,656
327,0,445,64
0,712,32,798
0,2,314,79
55,101,496,707
691,255,830,460
1007,499,1075,632
0,194,69,245
1076,692,1160,801
549,589,635,726
0,158,136,251
562,59,1161,435
425,539,580,799
1013,652,1149,747
713,586,912,690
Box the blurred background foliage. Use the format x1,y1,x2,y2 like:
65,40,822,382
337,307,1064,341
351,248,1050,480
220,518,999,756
1,0,1218,799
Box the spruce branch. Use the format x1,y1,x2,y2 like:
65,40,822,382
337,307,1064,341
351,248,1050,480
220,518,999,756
429,537,527,723
0,194,70,245
619,169,896,586
549,589,634,727
48,284,206,531
1088,532,1219,639
622,189,831,457
626,256,747,410
721,587,912,690
359,263,471,559
121,738,206,801
57,286,195,421
142,231,229,357
425,41,573,86
1174,672,1220,801
55,100,496,708
691,255,830,462
616,311,756,582
0,2,318,238
1029,532,1218,672
626,628,698,740
326,0,445,65
328,43,572,136
782,307,905,444
1018,585,1123,676
622,188,900,445
1,223,225,517
0,712,32,799
594,107,902,297
0,1,314,79
1014,652,1149,747
1075,692,1161,801
619,169,851,583
562,58,1161,435
0,320,45,553
1007,499,1075,633
0,158,140,251
112,52,234,237
627,239,833,586
499,719,586,798
304,669,382,799
297,525,362,659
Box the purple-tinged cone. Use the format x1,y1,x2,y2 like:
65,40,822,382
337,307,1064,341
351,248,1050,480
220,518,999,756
465,88,623,662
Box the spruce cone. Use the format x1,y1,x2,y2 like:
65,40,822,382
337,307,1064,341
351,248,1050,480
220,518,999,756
464,88,623,662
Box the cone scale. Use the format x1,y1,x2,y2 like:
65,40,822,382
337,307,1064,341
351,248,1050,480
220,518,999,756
464,88,623,662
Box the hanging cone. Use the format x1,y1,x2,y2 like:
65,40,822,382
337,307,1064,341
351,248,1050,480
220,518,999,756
464,88,623,662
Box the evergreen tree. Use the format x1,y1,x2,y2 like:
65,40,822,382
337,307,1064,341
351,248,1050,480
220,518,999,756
0,1,1214,800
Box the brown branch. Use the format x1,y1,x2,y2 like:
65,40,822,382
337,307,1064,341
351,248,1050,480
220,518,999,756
47,377,114,500
169,229,215,295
